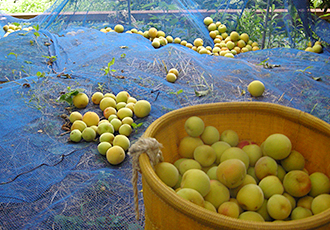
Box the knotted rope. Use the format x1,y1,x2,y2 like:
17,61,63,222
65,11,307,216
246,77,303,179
128,137,163,220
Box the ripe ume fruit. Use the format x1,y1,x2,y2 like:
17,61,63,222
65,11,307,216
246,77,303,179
230,174,257,198
247,80,265,97
262,133,292,160
91,92,104,104
267,194,292,220
242,144,263,167
116,91,130,103
236,184,264,211
176,188,205,207
71,120,87,132
200,126,220,145
119,123,132,136
179,159,202,175
297,195,313,210
181,169,210,197
168,68,179,77
254,156,278,180
283,170,312,197
258,175,284,199
184,116,205,137
283,192,296,210
82,127,96,142
220,129,239,147
291,206,313,220
69,111,83,123
178,136,204,158
211,141,231,164
218,201,240,218
204,201,217,212
155,162,179,187
106,146,125,165
114,24,124,33
311,194,330,215
115,102,127,111
117,107,133,120
133,100,151,118
113,134,130,151
97,142,112,155
99,97,116,111
216,159,246,189
193,144,216,167
256,199,272,221
280,150,305,171
70,129,82,142
309,172,330,197
97,122,114,135
166,73,177,83
73,92,89,109
82,111,100,127
110,118,122,131
204,180,230,209
238,211,265,222
103,106,117,119
220,147,250,169
99,132,114,143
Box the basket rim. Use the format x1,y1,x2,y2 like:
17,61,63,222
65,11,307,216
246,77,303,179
140,101,330,230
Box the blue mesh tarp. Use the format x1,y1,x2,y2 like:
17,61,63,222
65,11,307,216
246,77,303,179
0,0,329,229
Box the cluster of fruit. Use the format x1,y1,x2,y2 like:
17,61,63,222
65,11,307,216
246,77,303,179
154,116,330,222
2,24,33,37
99,16,260,57
68,91,151,165
305,41,324,54
200,16,259,57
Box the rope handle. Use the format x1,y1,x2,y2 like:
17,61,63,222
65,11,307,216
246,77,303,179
128,137,163,220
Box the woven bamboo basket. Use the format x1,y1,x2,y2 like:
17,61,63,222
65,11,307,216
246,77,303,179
138,102,330,230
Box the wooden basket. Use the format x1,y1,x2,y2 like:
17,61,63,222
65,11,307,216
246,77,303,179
139,102,330,230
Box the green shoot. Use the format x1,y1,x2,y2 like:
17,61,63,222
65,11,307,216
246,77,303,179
33,25,40,38
194,74,213,97
36,71,46,79
296,66,313,73
257,57,280,69
101,58,116,77
97,82,105,93
169,89,183,95
42,55,57,65
257,58,270,65
56,86,84,106
8,52,19,60
131,122,143,129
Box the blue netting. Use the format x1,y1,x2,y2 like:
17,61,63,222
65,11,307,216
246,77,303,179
0,0,329,229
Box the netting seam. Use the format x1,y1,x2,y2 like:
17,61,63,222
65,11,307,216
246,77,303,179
0,146,89,185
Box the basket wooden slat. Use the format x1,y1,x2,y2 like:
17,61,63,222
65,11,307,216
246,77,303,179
139,102,330,230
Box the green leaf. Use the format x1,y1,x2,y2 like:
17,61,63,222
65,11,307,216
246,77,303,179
312,76,321,81
33,25,39,31
176,89,183,94
109,57,115,66
194,89,210,97
131,122,143,129
257,58,269,65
